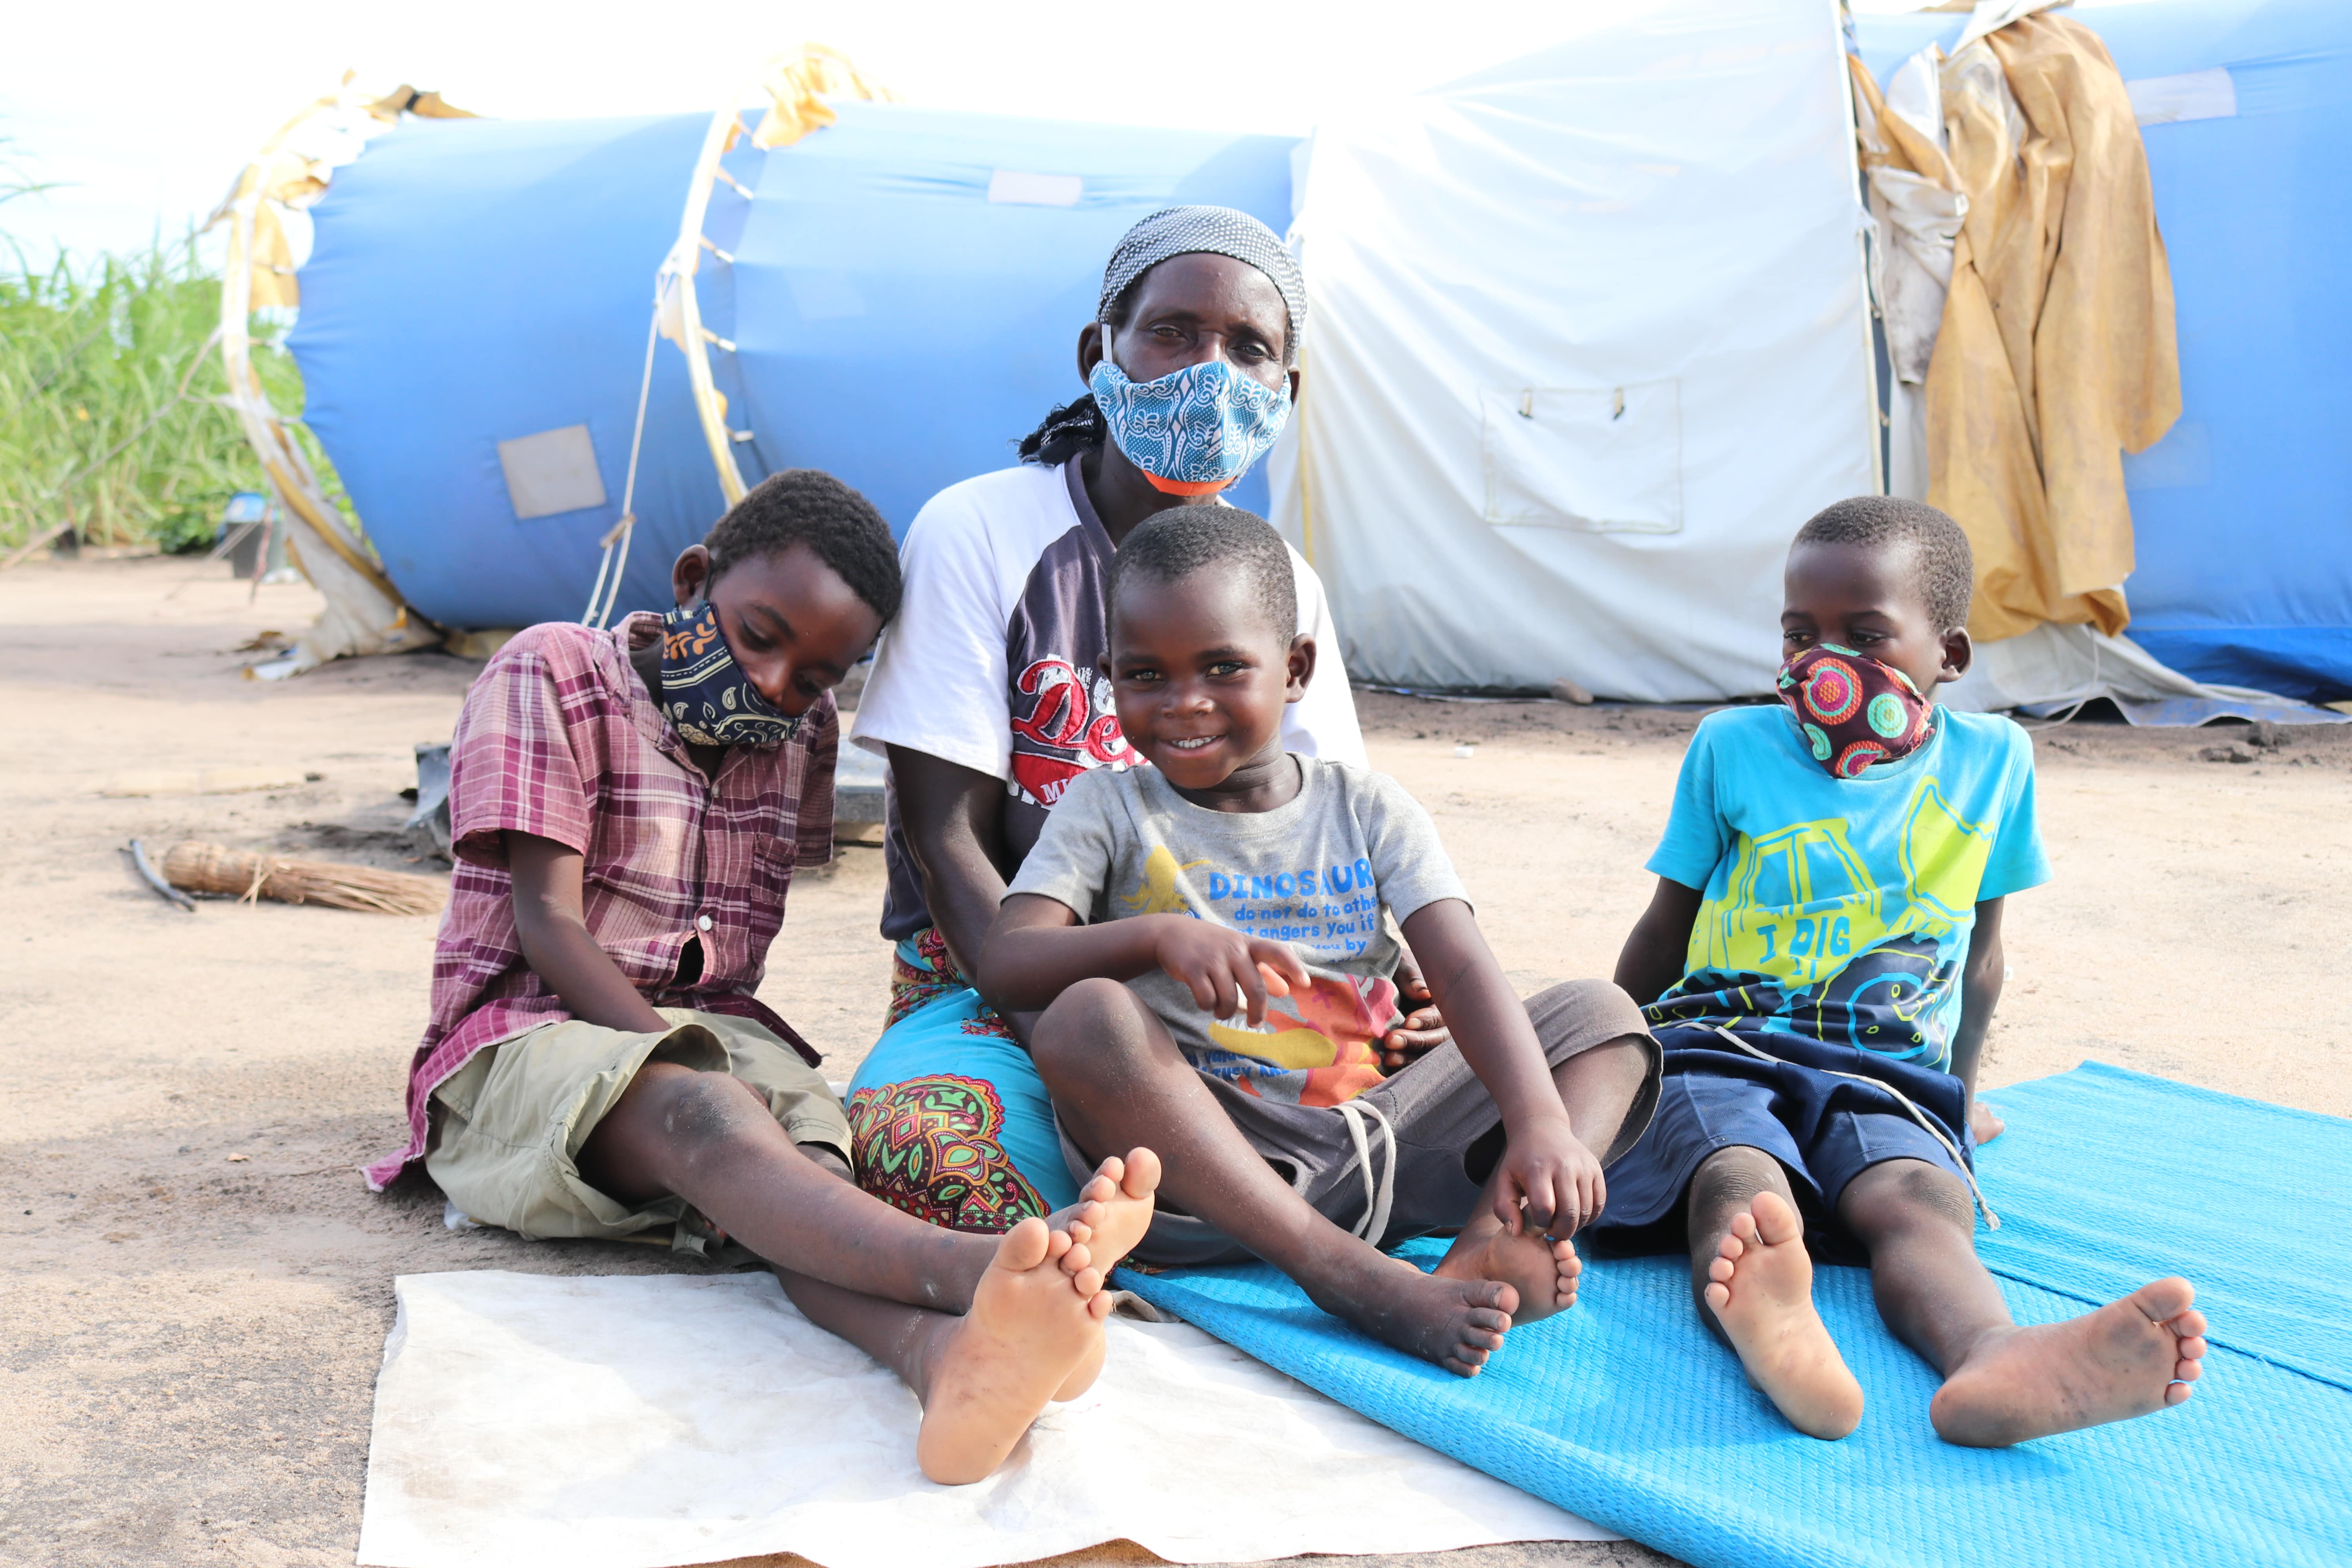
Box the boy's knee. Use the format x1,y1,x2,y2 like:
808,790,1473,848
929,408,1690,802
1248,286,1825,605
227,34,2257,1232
1689,1144,1786,1214
1841,1158,1972,1240
640,1063,771,1150
1032,977,1158,1078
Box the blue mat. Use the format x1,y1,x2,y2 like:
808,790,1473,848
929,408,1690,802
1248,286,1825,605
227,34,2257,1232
1118,1064,2352,1568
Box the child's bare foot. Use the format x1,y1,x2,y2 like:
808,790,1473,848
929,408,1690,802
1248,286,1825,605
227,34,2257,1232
1050,1148,1161,1290
915,1216,1111,1485
1705,1191,1863,1440
1434,1218,1582,1324
1051,1328,1108,1403
1308,1255,1517,1376
1929,1278,2207,1446
1969,1098,2005,1144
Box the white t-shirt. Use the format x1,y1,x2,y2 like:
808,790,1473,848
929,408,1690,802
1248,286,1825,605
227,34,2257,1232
852,457,1367,940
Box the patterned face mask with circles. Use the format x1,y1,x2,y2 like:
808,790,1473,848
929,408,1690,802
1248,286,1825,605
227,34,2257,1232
1087,354,1292,497
1777,642,1933,778
657,601,800,749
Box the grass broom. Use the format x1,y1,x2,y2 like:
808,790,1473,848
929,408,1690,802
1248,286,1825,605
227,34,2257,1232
161,840,446,916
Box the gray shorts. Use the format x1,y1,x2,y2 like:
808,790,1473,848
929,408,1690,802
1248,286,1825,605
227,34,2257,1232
1065,978,1662,1268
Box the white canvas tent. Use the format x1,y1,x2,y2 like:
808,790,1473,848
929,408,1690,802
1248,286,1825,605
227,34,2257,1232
1269,0,1877,702
1271,0,2341,723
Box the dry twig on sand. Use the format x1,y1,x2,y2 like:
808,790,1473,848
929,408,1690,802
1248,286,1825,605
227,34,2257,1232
161,840,446,916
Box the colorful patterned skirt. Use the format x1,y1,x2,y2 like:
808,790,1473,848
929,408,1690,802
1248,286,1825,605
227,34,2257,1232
844,927,1079,1232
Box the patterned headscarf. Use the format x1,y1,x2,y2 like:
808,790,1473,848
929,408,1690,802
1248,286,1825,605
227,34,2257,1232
1097,206,1306,355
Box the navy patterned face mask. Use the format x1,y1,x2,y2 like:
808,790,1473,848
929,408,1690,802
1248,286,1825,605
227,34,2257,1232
1087,356,1292,496
658,601,799,748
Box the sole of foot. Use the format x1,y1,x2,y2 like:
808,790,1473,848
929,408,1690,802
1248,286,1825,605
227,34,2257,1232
1434,1221,1581,1325
1050,1330,1108,1405
1929,1277,2208,1447
1052,1148,1162,1292
1705,1189,1864,1440
1314,1260,1517,1377
915,1216,1111,1485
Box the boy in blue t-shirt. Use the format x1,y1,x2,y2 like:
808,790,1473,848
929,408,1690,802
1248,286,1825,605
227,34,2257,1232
1601,496,2212,1446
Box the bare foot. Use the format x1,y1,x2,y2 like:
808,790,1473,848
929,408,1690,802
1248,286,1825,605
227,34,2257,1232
1308,1256,1517,1376
1051,1329,1107,1403
1705,1191,1864,1440
1969,1098,2005,1144
1929,1278,2208,1447
1050,1148,1161,1291
1434,1217,1582,1325
914,1216,1111,1485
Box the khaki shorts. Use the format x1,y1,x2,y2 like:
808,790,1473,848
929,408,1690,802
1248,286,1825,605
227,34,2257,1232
426,1009,852,1251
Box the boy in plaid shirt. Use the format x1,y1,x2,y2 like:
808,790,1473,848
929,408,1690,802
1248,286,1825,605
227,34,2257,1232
368,470,1158,1485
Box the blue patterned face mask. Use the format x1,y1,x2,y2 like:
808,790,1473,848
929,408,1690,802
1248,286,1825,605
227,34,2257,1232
1087,355,1292,496
658,601,800,748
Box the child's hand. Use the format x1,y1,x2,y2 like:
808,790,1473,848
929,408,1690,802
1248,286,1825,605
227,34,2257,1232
1493,1115,1606,1238
1381,949,1451,1068
1152,920,1312,1026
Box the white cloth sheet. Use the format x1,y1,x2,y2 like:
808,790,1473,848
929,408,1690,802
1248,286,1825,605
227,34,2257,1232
359,1270,1613,1568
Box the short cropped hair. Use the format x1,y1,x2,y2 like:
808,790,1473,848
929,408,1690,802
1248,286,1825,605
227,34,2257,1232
1793,496,1974,633
1109,506,1296,643
704,469,902,622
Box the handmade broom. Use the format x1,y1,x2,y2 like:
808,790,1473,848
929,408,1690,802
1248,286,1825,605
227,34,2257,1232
160,840,446,916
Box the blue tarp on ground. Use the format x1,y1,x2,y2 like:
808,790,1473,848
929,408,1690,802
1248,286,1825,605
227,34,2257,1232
1856,0,2352,702
1120,1063,2352,1568
292,106,1295,631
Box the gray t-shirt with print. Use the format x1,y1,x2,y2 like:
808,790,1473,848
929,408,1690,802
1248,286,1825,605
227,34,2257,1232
1007,755,1467,1108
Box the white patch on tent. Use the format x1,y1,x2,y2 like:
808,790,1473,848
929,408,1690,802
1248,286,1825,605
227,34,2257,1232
1480,381,1683,534
988,170,1084,207
496,425,607,521
2127,68,2237,127
2122,420,2211,492
788,270,868,321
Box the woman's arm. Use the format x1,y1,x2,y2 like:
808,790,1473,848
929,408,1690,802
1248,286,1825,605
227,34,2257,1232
1953,897,2007,1142
887,745,1014,980
506,831,669,1034
1614,877,1704,1008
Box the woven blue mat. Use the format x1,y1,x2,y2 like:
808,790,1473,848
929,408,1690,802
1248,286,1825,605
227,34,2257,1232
1118,1063,2352,1568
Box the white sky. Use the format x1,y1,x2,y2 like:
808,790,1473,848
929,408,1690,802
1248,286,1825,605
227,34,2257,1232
1,0,2152,270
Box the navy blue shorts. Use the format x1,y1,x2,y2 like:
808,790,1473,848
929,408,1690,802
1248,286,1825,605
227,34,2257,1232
1584,1024,1973,1259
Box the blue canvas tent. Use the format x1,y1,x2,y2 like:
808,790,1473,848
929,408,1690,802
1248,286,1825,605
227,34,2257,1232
291,105,1296,631
1857,0,2352,703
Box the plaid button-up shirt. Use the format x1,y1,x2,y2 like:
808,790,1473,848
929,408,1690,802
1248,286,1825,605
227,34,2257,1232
364,614,835,1190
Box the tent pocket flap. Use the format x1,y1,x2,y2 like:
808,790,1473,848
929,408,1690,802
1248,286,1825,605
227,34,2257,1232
1480,380,1682,534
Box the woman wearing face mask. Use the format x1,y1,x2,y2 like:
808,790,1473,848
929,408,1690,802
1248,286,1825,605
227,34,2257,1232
842,207,1441,1231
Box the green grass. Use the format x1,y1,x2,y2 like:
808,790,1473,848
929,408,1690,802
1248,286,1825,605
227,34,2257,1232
1,173,357,557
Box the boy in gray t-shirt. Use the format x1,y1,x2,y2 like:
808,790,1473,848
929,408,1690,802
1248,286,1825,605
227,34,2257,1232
978,508,1661,1379
1012,754,1460,1109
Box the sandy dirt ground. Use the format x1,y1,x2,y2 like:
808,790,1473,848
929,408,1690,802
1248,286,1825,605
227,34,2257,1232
3,557,2346,1568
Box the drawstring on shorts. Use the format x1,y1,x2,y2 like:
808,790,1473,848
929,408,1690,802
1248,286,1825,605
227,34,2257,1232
1709,1026,2000,1231
1334,1098,1398,1251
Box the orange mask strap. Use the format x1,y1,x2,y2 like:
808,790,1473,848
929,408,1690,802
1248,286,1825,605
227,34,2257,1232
1142,472,1229,497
